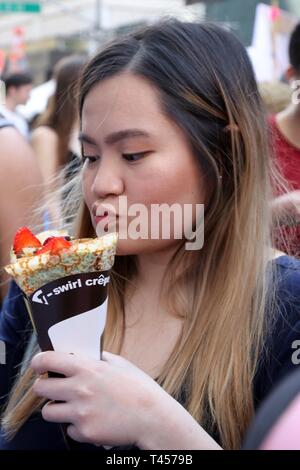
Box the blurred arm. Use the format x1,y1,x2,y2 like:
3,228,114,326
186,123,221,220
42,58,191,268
0,128,43,302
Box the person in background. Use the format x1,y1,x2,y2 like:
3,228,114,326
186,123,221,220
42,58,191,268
0,72,33,140
259,81,291,115
269,23,300,257
0,118,42,307
31,55,86,228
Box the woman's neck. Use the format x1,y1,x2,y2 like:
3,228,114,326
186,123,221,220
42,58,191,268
125,246,178,324
136,244,180,291
121,247,184,376
3,96,16,112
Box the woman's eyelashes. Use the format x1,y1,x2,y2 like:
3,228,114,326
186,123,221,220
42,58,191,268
81,154,99,164
81,151,151,164
122,151,151,162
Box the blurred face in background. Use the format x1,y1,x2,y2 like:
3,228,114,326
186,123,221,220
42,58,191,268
8,83,32,105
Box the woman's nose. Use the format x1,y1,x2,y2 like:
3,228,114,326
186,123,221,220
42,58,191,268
91,157,124,199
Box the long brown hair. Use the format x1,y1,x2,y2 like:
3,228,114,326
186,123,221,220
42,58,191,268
2,19,283,449
35,55,86,168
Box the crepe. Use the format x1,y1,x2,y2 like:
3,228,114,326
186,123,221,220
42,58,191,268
5,230,118,295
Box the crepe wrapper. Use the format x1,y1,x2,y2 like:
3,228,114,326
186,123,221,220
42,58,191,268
5,231,118,449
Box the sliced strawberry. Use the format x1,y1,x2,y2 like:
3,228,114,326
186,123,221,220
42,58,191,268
50,237,72,255
42,236,71,246
42,236,55,246
13,227,42,255
36,239,54,255
36,236,71,255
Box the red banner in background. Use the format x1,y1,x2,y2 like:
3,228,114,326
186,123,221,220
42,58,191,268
9,26,27,72
270,5,281,23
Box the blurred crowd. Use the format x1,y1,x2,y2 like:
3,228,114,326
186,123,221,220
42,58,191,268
0,25,297,263
1,23,300,305
0,54,86,304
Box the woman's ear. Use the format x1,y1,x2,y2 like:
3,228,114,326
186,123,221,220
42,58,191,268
285,65,297,83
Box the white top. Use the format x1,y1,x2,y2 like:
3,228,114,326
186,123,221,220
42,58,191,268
0,105,29,140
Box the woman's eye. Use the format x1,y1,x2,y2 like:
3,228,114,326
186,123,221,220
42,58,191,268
81,155,98,164
122,152,149,162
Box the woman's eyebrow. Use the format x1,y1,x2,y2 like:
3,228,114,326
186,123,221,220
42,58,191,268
105,129,151,145
78,129,151,146
78,132,97,145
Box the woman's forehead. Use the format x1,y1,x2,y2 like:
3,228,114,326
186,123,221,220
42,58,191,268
81,73,163,121
80,73,177,141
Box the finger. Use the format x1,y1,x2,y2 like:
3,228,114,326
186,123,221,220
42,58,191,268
33,376,73,402
31,351,80,377
66,424,85,443
67,425,104,446
41,401,73,424
102,351,142,374
101,350,125,366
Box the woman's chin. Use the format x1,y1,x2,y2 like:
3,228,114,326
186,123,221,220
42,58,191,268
114,237,181,257
115,239,139,256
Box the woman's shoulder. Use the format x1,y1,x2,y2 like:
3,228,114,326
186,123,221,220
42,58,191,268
270,254,300,336
254,254,300,406
270,254,300,351
274,253,300,269
0,281,32,346
0,127,40,185
31,126,58,145
273,254,300,301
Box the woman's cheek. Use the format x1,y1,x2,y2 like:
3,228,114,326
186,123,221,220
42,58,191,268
127,167,178,205
82,171,94,206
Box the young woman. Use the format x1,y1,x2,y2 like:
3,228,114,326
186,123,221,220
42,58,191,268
1,19,300,450
31,55,86,227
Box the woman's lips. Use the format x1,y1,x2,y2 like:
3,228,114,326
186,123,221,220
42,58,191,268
93,212,119,228
94,214,109,225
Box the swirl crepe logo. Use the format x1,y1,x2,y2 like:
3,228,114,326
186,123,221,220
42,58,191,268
32,274,110,305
